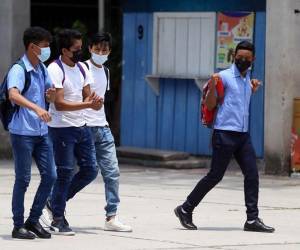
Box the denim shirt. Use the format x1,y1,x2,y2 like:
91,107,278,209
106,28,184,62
7,54,52,136
214,64,252,132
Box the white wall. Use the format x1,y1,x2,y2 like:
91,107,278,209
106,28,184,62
265,0,300,174
0,0,30,157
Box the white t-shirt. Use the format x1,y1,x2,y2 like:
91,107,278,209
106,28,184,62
47,59,93,127
83,60,109,127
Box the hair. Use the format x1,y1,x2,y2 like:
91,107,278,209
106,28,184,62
89,32,112,49
56,29,82,54
23,26,52,50
235,41,255,56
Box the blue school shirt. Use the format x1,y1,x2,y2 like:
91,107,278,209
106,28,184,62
214,64,252,132
7,54,52,136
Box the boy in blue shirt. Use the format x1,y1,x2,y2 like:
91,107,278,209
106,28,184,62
175,41,274,233
7,27,57,239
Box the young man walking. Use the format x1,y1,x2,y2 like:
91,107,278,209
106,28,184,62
174,41,275,233
84,32,132,232
7,27,57,239
47,29,102,235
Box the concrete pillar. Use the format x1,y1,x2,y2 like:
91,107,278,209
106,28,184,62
0,0,30,157
98,0,105,31
265,0,300,174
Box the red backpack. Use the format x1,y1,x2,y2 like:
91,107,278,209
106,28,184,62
201,78,224,128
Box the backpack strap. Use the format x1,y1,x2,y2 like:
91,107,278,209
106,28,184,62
82,61,89,70
12,59,31,114
76,62,86,80
54,59,65,85
15,59,31,95
54,59,86,85
103,65,110,91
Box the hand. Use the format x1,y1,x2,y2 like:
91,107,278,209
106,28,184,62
251,79,261,93
209,73,220,90
89,94,104,110
35,107,52,123
45,87,56,103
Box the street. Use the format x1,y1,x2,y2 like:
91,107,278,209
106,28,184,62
0,160,299,250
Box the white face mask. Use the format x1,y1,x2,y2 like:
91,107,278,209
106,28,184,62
91,52,108,65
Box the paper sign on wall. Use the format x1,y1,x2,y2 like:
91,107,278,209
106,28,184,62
216,12,255,69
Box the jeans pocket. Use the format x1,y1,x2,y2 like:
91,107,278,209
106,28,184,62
103,128,114,143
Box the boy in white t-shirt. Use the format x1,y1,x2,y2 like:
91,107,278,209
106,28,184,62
84,32,132,232
46,29,102,235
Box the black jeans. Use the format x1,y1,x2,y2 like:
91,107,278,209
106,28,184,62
183,130,259,221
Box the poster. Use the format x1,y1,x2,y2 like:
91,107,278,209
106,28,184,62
216,12,255,69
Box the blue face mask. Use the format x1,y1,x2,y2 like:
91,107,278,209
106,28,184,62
37,47,51,62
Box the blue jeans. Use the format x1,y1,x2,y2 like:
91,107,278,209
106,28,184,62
10,134,57,228
49,126,98,219
91,127,120,217
183,130,259,221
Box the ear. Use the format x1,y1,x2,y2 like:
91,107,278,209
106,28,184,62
29,42,36,51
62,48,69,56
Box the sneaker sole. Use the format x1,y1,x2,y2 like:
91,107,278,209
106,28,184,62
12,235,35,240
104,228,132,232
49,228,75,236
244,227,275,233
174,208,197,230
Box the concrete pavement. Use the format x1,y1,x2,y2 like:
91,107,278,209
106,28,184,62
0,160,300,250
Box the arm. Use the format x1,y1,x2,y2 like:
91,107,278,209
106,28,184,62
54,86,103,111
83,84,92,102
205,74,219,111
54,88,92,111
45,87,56,103
82,83,104,109
9,88,51,122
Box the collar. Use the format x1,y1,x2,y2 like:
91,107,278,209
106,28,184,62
22,54,38,73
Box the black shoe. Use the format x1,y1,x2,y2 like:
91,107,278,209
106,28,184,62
50,218,75,236
244,218,275,233
63,215,69,227
25,220,51,239
12,227,35,239
174,205,197,230
46,201,69,227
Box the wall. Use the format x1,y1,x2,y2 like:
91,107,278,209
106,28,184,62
121,8,266,157
265,0,300,174
0,0,30,157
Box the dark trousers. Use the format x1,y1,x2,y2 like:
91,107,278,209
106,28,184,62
49,126,98,219
182,130,259,221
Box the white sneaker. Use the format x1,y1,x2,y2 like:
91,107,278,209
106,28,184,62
39,201,53,229
104,216,132,232
39,208,52,228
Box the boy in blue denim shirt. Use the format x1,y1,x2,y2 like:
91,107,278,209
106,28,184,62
7,27,57,239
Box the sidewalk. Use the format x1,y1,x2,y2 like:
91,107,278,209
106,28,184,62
0,160,300,250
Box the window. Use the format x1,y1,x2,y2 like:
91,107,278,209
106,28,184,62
153,12,216,78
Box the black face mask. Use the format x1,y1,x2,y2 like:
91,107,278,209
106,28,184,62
235,58,252,73
70,49,83,63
